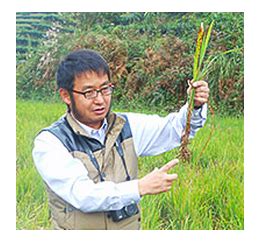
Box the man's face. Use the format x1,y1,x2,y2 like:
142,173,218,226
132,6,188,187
69,71,112,129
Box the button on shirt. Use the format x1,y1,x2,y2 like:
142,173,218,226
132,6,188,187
32,103,207,213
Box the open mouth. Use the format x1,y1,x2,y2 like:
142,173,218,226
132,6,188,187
93,107,105,115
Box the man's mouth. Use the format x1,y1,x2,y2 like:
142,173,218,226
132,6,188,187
93,107,105,115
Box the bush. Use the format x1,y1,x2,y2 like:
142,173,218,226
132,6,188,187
16,12,244,115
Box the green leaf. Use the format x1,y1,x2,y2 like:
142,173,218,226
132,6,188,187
198,20,214,78
193,23,204,81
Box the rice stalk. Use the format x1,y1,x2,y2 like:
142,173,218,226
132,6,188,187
177,21,214,163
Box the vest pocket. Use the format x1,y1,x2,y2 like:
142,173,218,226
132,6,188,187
50,205,75,230
63,205,75,229
72,210,106,230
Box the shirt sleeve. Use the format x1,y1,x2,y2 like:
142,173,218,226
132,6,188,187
124,103,207,157
32,131,140,213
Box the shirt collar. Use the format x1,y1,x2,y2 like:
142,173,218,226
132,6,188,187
71,113,108,137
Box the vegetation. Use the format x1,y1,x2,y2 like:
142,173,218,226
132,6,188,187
16,12,244,116
16,13,244,230
16,12,73,61
16,100,243,230
178,21,214,162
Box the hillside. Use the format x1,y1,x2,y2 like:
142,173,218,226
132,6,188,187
16,12,73,61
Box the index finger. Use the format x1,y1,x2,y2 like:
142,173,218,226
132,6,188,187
192,81,208,88
159,159,179,172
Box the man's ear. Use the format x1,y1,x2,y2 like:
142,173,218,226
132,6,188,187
59,88,71,106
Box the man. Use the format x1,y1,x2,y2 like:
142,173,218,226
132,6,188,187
32,49,209,230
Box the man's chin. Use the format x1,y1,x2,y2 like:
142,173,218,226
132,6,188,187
92,111,108,122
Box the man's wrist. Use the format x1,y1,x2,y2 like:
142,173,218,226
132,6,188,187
138,179,146,197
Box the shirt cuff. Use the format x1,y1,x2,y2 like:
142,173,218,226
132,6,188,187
115,179,141,207
192,103,207,120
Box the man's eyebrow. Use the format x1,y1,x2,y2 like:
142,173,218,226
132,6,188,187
81,81,110,91
99,81,110,87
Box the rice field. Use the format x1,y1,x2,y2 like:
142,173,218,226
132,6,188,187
16,100,244,230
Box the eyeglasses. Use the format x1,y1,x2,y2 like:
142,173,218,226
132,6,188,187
71,83,115,100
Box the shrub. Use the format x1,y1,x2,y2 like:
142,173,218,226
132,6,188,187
16,12,244,115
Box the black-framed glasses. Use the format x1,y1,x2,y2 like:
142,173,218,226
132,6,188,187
71,83,115,100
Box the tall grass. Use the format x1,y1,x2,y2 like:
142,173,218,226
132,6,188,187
16,100,244,230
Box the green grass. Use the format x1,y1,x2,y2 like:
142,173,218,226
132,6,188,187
16,100,244,230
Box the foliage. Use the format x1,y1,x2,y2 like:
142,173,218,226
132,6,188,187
16,12,74,61
16,12,244,115
16,100,244,230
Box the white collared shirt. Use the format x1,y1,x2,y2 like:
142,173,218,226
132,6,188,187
74,114,108,144
32,103,207,213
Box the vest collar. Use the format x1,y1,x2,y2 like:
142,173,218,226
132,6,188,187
66,113,91,138
75,116,108,138
65,111,126,142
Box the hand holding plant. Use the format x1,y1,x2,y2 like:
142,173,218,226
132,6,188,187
178,21,214,163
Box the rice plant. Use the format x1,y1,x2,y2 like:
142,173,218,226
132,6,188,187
178,21,214,163
16,100,243,230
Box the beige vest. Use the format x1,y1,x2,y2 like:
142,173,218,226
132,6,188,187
43,112,140,230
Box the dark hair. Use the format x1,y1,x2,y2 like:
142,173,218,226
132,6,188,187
56,49,110,90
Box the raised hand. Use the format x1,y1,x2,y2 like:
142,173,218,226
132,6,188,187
138,159,179,196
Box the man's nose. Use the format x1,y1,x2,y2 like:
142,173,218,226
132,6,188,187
93,91,105,103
